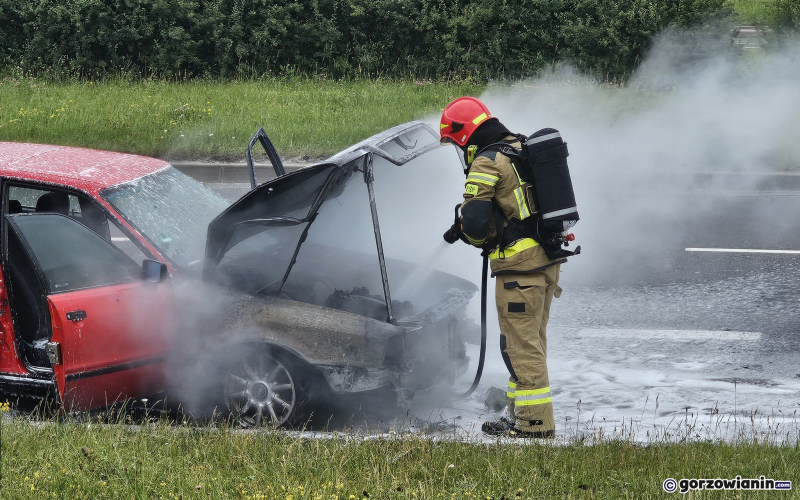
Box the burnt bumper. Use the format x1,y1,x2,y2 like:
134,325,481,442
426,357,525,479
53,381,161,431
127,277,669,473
315,365,392,393
384,318,471,391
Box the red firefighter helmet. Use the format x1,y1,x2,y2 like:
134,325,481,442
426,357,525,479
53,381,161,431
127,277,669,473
439,97,493,147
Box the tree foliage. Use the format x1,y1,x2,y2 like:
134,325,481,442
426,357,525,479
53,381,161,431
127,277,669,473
771,0,800,30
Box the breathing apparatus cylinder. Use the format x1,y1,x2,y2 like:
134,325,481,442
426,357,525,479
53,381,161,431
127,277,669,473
522,128,579,233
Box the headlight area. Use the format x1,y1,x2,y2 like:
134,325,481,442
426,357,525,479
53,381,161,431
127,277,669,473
385,316,469,391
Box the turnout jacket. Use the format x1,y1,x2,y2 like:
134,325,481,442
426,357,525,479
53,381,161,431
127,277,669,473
460,136,559,275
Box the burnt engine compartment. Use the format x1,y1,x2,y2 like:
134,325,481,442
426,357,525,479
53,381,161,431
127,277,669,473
214,255,411,321
212,242,475,324
210,238,477,392
321,287,413,321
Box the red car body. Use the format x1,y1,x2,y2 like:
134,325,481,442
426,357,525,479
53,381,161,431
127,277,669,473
0,142,179,410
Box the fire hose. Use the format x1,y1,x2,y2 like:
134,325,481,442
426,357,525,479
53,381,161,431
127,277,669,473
455,252,488,398
444,204,487,398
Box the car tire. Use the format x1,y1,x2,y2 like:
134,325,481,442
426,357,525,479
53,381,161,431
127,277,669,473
220,346,309,428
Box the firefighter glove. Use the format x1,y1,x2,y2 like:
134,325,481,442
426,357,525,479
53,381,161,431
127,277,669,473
443,222,463,244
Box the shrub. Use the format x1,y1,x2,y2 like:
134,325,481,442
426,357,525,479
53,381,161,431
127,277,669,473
770,0,800,30
0,0,731,81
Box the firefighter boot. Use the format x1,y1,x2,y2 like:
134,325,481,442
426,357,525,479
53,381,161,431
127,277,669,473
481,417,515,436
481,417,555,438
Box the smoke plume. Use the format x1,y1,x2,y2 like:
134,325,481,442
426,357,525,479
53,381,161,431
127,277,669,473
471,31,800,287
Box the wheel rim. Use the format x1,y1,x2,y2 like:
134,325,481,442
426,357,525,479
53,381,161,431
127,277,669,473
223,354,297,427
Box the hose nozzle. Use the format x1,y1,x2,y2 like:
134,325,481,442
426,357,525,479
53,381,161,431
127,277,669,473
443,203,464,244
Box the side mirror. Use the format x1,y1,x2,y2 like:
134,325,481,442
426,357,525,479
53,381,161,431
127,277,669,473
141,259,169,283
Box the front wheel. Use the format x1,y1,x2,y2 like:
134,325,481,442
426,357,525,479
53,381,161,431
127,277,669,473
222,350,302,427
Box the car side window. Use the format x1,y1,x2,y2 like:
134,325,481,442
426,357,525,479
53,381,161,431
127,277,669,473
7,214,142,293
8,186,81,214
6,184,151,265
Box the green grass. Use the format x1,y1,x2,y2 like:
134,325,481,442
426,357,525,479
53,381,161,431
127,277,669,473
1,416,798,499
0,78,481,160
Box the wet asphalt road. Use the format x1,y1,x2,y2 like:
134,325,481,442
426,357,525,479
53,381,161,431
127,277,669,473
544,185,800,412
569,187,800,349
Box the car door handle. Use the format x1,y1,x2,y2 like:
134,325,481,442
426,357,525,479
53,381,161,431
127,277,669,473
66,310,87,322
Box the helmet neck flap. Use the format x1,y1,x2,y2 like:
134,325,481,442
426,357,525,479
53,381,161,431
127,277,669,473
458,118,512,174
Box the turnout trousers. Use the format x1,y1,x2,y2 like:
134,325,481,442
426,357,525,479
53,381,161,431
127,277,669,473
495,263,561,433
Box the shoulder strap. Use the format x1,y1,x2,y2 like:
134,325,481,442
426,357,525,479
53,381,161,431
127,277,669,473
477,136,531,188
475,133,526,159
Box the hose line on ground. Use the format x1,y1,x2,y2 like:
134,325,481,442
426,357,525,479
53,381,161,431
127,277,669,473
455,252,488,398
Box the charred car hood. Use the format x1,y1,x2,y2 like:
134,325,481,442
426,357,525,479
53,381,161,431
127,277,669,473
202,122,477,328
204,121,442,271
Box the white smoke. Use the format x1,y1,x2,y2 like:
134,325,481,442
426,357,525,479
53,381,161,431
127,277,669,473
472,31,800,287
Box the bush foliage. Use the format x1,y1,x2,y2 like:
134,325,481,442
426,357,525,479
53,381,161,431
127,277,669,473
0,0,731,81
771,0,800,29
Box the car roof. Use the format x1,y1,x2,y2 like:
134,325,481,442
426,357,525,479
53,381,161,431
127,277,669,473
0,142,170,195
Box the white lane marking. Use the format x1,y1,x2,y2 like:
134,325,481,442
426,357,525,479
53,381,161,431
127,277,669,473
575,328,762,341
686,247,800,254
111,237,129,242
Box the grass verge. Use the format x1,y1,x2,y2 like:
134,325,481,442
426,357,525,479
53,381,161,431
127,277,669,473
0,78,481,160
1,416,798,499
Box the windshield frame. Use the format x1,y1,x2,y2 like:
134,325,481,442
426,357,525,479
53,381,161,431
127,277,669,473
100,166,231,272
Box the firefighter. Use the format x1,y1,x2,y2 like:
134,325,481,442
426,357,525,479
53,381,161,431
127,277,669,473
440,97,565,438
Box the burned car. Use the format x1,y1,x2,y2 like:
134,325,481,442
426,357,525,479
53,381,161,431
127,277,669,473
0,122,479,426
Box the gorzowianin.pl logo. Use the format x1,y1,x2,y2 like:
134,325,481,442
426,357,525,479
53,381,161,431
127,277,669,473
663,476,791,493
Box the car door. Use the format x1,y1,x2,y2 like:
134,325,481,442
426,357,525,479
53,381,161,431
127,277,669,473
6,212,174,410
